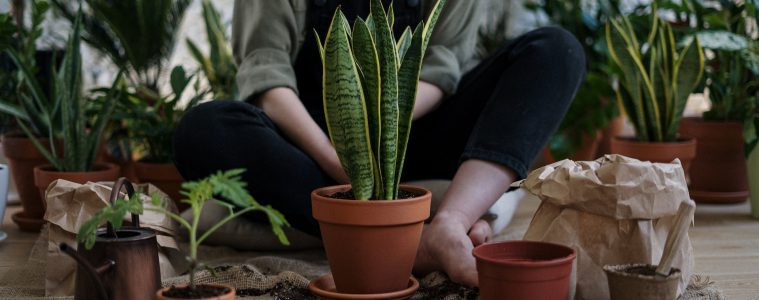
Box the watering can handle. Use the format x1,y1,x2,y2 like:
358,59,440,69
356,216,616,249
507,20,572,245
106,178,140,237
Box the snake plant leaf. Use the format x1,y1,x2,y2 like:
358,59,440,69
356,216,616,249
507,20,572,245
314,29,325,66
394,23,424,198
59,9,85,171
396,27,412,64
323,10,375,200
422,0,446,53
607,19,648,140
626,43,661,141
387,3,394,31
5,49,50,124
668,37,704,139
366,15,377,41
371,0,399,199
352,17,383,194
85,71,122,170
0,101,30,121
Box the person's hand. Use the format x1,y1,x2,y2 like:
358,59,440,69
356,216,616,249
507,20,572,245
413,212,492,287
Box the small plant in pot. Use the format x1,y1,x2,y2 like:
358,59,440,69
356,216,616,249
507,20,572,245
607,11,704,173
308,0,444,297
676,0,758,203
77,169,290,299
2,10,124,203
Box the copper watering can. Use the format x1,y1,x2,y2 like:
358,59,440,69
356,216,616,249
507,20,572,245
60,178,162,300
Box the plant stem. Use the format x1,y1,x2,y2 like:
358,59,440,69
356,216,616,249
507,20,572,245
197,206,258,245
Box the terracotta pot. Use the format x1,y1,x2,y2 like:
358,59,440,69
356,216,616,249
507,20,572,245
473,241,576,300
2,135,56,231
545,130,603,163
749,147,759,219
311,184,431,294
603,264,681,300
134,162,185,210
679,118,749,203
156,283,235,300
610,137,697,175
34,163,121,203
598,115,626,157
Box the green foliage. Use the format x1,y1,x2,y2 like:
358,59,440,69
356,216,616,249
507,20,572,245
525,0,621,160
317,0,445,200
77,169,289,289
186,0,237,100
607,12,704,142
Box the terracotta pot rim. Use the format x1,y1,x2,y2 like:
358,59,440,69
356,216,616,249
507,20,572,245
683,116,744,125
612,136,695,146
472,241,577,268
603,263,682,280
156,283,235,300
308,274,419,299
312,184,431,204
33,162,120,175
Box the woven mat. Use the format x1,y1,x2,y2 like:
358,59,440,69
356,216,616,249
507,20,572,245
0,226,725,299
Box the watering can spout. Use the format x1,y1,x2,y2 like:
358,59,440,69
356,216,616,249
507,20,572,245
59,243,113,300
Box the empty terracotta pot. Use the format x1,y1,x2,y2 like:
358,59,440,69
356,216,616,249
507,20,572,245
604,264,681,300
311,184,431,294
610,137,696,175
2,135,59,231
134,162,185,210
473,241,576,300
34,163,121,203
156,283,235,300
679,118,749,203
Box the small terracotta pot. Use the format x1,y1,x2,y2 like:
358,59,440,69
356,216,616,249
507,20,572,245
545,130,603,162
2,135,57,231
156,283,235,300
603,264,681,300
311,185,431,294
473,241,576,300
610,137,697,175
134,161,185,210
34,163,121,203
679,118,749,203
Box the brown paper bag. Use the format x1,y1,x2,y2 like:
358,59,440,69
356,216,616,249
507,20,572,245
522,154,694,300
43,179,182,297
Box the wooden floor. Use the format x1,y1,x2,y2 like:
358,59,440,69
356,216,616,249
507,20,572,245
0,198,758,298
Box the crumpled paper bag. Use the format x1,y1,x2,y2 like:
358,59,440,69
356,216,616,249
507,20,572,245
43,179,182,297
522,154,694,300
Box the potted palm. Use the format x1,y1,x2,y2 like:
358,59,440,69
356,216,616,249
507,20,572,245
76,169,290,299
308,0,444,297
22,12,123,201
51,0,193,205
607,12,704,173
677,0,758,203
0,0,64,231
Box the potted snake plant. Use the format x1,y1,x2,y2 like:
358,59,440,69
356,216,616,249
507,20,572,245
607,12,704,173
308,0,444,297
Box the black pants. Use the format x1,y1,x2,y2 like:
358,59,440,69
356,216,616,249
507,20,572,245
173,27,585,236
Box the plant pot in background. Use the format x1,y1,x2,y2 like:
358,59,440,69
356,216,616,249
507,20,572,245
2,135,56,231
545,130,603,163
749,147,759,219
0,164,9,241
603,264,681,300
473,241,576,300
311,184,431,294
610,137,697,175
679,118,749,203
134,162,185,211
156,284,235,300
33,163,120,205
598,115,626,157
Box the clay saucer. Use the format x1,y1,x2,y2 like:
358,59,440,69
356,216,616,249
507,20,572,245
308,274,419,300
11,211,45,232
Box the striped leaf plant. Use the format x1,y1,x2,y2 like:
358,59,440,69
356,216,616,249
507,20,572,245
606,12,704,143
316,0,445,200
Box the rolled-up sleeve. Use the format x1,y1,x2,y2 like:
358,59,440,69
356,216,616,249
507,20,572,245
232,0,301,101
420,0,482,95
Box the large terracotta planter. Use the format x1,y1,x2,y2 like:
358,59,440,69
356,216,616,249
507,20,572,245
34,163,121,203
473,241,576,300
156,284,235,300
134,162,185,210
610,137,697,175
2,135,55,231
749,147,759,219
679,118,749,203
311,184,431,294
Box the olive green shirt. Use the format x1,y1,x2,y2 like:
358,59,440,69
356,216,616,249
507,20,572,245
232,0,483,101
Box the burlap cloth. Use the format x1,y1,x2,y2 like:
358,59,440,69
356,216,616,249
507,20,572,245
0,224,724,300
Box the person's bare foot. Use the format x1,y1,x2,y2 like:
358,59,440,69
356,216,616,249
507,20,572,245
413,217,492,287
